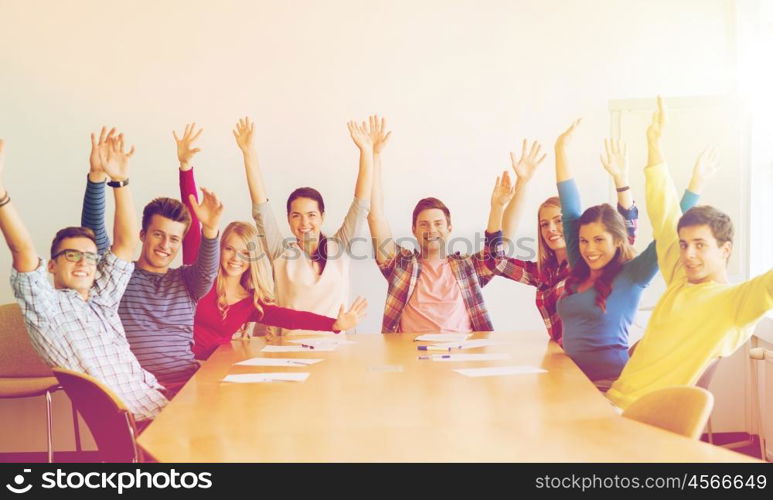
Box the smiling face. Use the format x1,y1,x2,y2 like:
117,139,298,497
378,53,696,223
137,215,187,273
220,231,251,278
539,204,565,252
287,197,324,246
48,237,98,295
578,221,619,272
678,224,731,284
412,208,452,255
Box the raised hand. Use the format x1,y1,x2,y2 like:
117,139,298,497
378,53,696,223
89,127,116,182
233,117,255,154
646,96,667,166
647,96,666,146
689,146,719,194
332,296,368,332
491,170,516,208
187,187,224,234
555,118,582,150
99,133,135,182
368,115,391,154
510,139,546,183
347,120,373,151
173,123,203,171
600,138,629,183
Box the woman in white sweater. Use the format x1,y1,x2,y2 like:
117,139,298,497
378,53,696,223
234,117,373,334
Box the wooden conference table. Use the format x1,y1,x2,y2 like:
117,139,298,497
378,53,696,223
138,330,756,462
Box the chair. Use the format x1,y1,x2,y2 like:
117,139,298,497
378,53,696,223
623,386,714,440
748,347,770,460
695,358,720,443
52,368,141,462
0,303,61,462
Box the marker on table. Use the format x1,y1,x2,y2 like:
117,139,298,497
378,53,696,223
417,345,460,351
418,355,452,360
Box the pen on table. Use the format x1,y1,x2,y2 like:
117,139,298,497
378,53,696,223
417,345,460,351
417,355,452,360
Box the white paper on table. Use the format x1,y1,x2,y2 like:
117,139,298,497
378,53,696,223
428,339,512,350
261,345,337,353
453,366,547,377
423,353,512,362
413,333,471,342
286,338,356,347
283,331,339,337
222,372,310,383
235,357,324,367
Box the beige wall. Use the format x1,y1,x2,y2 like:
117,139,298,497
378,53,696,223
1,0,764,453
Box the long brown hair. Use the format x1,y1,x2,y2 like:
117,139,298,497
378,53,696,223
216,222,275,319
536,197,561,274
564,204,636,311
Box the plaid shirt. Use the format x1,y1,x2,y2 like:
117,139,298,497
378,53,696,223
10,252,168,421
491,203,638,346
377,231,503,333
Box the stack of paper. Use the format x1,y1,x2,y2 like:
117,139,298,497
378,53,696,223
222,372,311,383
261,345,337,353
235,358,323,367
454,366,547,377
413,333,471,342
286,338,356,348
417,353,512,362
419,339,512,351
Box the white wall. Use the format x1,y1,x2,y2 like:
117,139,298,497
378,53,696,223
1,0,755,452
0,0,738,334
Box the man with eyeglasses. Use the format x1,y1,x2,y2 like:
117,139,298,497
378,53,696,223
0,133,168,423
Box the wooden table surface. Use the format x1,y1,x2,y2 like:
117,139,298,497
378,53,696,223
137,331,757,462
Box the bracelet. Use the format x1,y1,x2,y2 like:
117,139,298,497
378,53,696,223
107,178,129,188
616,186,630,193
0,192,11,208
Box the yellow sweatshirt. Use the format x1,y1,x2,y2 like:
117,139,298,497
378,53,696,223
606,163,773,409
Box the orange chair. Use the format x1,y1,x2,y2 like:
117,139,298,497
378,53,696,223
623,386,714,440
0,303,61,462
52,368,141,462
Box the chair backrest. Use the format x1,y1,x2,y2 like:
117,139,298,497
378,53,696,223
696,358,720,390
52,368,139,462
0,303,54,377
622,386,714,440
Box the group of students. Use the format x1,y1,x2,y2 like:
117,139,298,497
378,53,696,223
1,97,771,429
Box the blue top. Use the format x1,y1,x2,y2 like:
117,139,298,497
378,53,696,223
555,179,699,381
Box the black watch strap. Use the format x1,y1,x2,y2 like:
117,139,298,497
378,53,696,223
107,179,129,188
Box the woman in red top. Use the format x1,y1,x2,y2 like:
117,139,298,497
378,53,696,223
172,123,367,359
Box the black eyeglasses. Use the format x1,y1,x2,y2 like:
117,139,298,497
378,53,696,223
52,249,99,264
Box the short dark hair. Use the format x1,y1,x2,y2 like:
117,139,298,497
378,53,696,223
142,197,191,234
678,205,734,246
50,227,97,258
412,197,451,227
286,187,325,215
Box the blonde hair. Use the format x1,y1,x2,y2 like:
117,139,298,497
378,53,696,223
537,196,562,274
216,221,275,319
